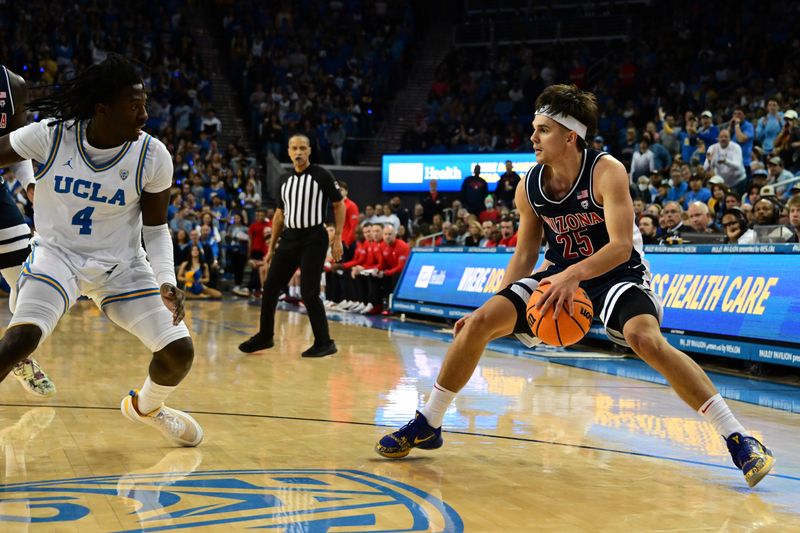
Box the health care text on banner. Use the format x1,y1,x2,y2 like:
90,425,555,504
392,245,800,368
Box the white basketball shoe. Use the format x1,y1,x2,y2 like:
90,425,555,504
12,359,56,398
120,390,204,447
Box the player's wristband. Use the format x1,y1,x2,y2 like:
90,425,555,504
142,224,178,287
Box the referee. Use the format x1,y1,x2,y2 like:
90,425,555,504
239,134,345,357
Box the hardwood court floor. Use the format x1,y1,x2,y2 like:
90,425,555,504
0,299,798,532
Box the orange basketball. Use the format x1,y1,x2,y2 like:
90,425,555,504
526,283,593,347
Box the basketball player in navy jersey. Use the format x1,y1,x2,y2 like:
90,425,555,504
376,84,774,488
0,65,55,397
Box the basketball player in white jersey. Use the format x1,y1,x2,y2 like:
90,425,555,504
0,55,202,447
0,64,56,397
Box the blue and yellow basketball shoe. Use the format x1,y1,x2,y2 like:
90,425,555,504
725,432,775,487
375,411,443,458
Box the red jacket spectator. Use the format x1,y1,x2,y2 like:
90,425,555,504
342,196,359,246
361,237,383,270
342,238,369,269
499,233,518,247
248,210,271,256
379,236,411,277
479,208,501,224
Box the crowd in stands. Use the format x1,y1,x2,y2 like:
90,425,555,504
212,0,417,166
390,2,800,251
2,1,799,308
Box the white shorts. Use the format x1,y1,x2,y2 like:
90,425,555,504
9,243,189,352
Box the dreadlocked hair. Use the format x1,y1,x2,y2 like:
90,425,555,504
26,53,143,128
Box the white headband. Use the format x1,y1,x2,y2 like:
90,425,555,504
535,106,588,140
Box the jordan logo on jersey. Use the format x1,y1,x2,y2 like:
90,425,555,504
540,212,604,235
54,175,126,206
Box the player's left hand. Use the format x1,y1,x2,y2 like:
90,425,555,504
331,240,343,262
536,270,580,320
160,283,186,325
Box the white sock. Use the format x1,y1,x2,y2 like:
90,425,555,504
698,394,748,438
136,376,177,415
419,382,457,428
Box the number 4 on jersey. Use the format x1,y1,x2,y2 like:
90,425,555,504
72,206,95,235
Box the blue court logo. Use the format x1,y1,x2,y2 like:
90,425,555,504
0,468,463,532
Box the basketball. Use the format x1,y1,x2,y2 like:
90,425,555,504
526,283,594,347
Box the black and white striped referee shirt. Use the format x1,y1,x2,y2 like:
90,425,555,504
278,164,343,229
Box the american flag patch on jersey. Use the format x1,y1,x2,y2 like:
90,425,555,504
577,189,588,199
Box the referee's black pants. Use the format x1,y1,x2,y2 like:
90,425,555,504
258,226,331,345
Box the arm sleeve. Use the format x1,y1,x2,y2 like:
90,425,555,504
317,167,343,202
142,224,178,287
9,120,54,162
142,139,174,193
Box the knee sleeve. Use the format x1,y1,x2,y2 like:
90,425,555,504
8,294,63,347
102,296,190,353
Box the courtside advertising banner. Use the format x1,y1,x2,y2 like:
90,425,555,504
382,153,537,192
392,245,800,367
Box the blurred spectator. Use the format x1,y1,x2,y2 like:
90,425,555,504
660,201,686,240
648,133,672,173
338,181,360,259
498,217,518,246
638,213,659,244
479,195,501,224
366,224,411,315
442,226,460,246
464,220,483,246
479,220,496,247
721,208,756,244
666,165,690,206
729,107,754,176
327,118,346,166
705,129,745,189
774,110,800,172
697,111,719,150
420,179,447,223
389,196,410,230
496,160,520,207
201,109,222,136
179,245,222,300
460,165,489,216
494,161,520,208
787,196,800,242
686,202,719,233
766,157,795,198
632,175,653,204
678,112,698,163
752,197,794,242
629,135,655,182
685,175,711,208
227,213,251,296
247,207,271,294
756,99,783,154
592,135,609,152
